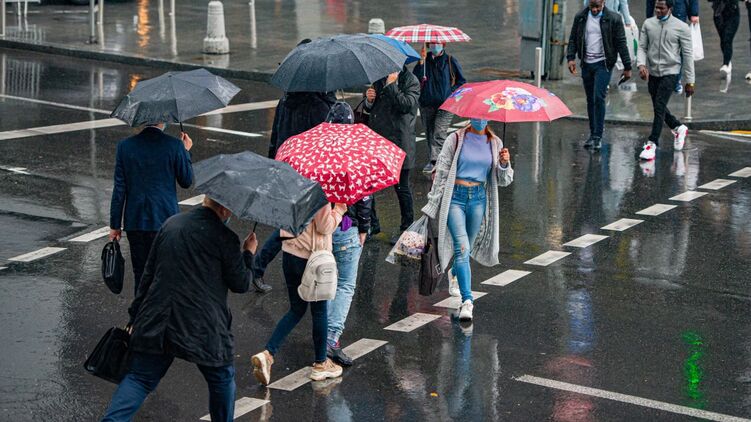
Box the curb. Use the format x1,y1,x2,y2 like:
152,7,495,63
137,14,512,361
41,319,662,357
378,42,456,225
566,115,751,131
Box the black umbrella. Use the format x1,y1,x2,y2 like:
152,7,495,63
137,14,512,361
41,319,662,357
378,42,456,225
193,151,329,236
111,69,240,128
271,34,406,92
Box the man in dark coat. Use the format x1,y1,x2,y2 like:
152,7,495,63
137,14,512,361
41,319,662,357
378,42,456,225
109,123,193,294
100,196,257,422
364,68,420,242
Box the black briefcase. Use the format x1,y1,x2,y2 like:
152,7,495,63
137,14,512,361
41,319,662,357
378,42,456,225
419,220,447,296
84,327,130,384
101,240,125,294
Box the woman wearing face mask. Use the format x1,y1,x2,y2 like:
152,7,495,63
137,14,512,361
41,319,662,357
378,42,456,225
413,42,467,174
421,119,513,321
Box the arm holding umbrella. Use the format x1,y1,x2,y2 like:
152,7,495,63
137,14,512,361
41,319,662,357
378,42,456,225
382,71,420,113
175,132,194,189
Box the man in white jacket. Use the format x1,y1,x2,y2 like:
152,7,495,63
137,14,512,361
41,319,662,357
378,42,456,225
637,0,696,160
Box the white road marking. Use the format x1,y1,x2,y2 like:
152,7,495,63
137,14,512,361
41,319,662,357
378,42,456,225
453,120,470,127
524,251,571,266
179,195,205,206
0,267,7,271
636,204,677,216
481,269,531,287
181,123,263,138
385,313,441,332
341,338,388,360
433,291,488,308
0,166,31,175
515,375,751,422
201,100,280,115
200,397,269,421
669,191,708,202
0,93,112,114
563,234,609,248
69,227,110,243
729,167,751,178
9,247,67,262
0,119,125,141
700,130,751,143
698,179,737,190
416,136,426,142
601,218,643,232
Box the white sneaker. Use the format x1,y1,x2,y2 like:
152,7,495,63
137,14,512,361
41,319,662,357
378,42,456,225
720,62,732,78
639,141,657,161
672,124,687,151
447,268,460,297
745,71,751,81
459,300,473,321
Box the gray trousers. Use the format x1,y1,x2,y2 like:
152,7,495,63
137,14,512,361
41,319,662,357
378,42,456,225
420,106,454,163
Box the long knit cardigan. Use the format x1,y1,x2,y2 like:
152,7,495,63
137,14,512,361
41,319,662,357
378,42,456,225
421,127,514,271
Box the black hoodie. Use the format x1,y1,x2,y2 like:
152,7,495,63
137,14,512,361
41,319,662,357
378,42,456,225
267,91,337,158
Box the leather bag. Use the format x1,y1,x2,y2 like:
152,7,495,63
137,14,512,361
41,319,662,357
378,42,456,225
101,240,125,294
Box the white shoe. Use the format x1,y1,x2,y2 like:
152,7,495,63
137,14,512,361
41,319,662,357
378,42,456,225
459,300,474,321
720,62,732,78
672,124,687,151
447,268,460,297
639,141,657,161
745,71,751,81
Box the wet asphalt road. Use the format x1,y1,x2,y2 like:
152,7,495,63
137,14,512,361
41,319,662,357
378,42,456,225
1,48,751,422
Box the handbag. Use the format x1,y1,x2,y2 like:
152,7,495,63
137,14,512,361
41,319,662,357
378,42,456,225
419,219,447,296
298,221,338,302
353,98,370,125
690,23,704,61
101,240,125,294
83,327,131,384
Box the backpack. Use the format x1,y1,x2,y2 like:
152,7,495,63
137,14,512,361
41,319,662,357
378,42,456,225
298,221,338,301
326,101,354,124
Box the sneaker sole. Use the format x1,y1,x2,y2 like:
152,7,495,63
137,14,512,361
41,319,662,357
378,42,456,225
459,314,473,321
310,368,343,381
251,355,270,385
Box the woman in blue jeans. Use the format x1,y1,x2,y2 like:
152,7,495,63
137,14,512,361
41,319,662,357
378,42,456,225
422,120,513,321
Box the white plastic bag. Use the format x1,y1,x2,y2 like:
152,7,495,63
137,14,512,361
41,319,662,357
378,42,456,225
691,23,704,61
386,216,429,266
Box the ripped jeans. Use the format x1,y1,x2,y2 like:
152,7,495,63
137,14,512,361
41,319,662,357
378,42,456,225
447,184,487,303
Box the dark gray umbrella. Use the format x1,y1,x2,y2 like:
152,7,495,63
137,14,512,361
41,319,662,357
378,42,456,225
271,34,407,92
111,69,240,127
193,151,329,236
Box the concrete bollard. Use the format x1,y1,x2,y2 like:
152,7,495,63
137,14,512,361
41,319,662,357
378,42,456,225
203,1,230,55
368,18,385,35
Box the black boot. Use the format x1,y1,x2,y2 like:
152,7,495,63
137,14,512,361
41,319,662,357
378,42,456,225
252,277,272,293
327,344,353,367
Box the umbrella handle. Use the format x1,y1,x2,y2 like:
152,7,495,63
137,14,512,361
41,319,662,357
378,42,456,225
252,222,258,233
179,122,184,133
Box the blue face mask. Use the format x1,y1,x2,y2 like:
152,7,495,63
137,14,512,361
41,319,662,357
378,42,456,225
470,119,488,131
658,14,670,21
589,9,603,18
430,44,443,55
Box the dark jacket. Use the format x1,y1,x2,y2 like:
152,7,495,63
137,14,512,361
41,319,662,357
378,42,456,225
567,7,632,71
127,206,255,367
344,196,373,234
267,91,336,158
412,52,466,108
646,0,700,21
365,68,420,169
109,127,193,232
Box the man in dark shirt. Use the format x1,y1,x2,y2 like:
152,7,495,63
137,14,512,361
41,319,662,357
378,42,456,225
100,196,257,422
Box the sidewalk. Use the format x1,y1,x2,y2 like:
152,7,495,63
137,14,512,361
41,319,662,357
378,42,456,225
1,0,750,127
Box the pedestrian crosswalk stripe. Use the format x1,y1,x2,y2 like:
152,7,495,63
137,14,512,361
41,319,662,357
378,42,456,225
0,93,112,114
385,313,441,332
728,167,751,178
669,191,708,202
515,375,751,422
200,397,269,421
69,227,110,243
179,195,205,206
698,179,736,190
341,338,388,360
9,247,67,262
433,291,488,308
601,218,643,232
636,204,677,216
481,269,531,286
563,234,608,248
524,251,571,266
0,166,31,175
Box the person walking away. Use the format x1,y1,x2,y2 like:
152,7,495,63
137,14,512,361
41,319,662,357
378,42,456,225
422,121,513,321
365,69,420,243
413,43,466,174
647,0,700,92
100,196,258,422
637,0,696,161
255,90,337,293
568,0,633,150
251,203,347,385
109,122,193,294
709,0,742,78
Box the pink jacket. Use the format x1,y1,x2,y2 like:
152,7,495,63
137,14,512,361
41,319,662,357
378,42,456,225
281,205,342,259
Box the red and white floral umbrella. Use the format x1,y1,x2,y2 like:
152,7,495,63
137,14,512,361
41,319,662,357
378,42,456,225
386,24,471,44
276,123,406,205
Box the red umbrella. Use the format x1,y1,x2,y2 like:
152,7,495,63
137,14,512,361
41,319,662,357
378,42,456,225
276,123,406,205
385,24,472,44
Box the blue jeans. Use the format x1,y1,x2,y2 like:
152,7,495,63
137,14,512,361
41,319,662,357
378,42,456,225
266,252,328,363
581,61,611,139
101,352,235,422
253,229,282,278
328,227,363,345
447,185,487,303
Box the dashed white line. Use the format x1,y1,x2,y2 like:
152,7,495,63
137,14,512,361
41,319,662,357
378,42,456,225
636,204,677,216
481,269,531,286
0,119,124,141
697,179,737,190
433,291,488,308
179,195,205,206
200,397,269,421
514,375,751,422
69,227,110,243
9,247,67,262
669,191,708,202
601,218,643,232
181,123,263,138
563,234,609,248
729,167,751,178
524,251,571,266
341,338,388,360
385,313,441,332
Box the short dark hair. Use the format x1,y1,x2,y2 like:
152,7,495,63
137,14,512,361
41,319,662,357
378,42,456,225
656,0,674,8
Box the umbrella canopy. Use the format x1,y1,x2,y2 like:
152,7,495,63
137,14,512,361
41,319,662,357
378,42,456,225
386,24,471,44
111,69,240,127
439,80,572,123
193,151,329,236
369,34,420,64
271,34,406,92
276,123,406,205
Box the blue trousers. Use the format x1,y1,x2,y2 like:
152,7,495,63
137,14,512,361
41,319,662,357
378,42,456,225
328,227,363,345
581,61,612,139
101,352,235,422
447,185,487,303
